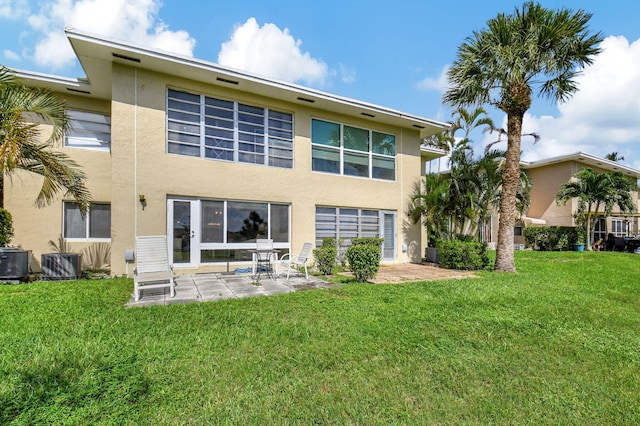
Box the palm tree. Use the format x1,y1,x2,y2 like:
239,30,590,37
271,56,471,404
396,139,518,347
409,173,450,246
605,152,625,162
556,168,635,250
444,2,603,272
423,107,495,168
0,66,91,213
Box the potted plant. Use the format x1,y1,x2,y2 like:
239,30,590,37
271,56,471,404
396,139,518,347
574,232,586,252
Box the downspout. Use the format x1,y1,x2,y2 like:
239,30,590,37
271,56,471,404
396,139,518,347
134,67,138,237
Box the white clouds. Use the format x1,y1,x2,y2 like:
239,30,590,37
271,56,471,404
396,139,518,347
3,49,20,61
518,35,640,169
218,18,329,86
0,0,30,19
465,35,640,171
339,63,356,84
416,65,450,92
24,0,195,70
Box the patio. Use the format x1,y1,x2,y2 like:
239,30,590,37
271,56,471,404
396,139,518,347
126,263,476,307
127,272,335,307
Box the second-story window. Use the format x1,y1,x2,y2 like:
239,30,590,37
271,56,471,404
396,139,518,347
311,118,396,180
167,88,294,168
65,110,111,151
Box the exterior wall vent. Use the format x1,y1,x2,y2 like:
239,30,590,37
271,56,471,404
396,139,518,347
112,53,141,63
216,77,239,85
66,88,91,95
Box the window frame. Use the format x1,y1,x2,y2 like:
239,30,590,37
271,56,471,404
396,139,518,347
311,118,396,181
166,88,294,168
198,199,291,264
63,202,112,242
611,217,628,237
315,206,382,247
64,109,111,151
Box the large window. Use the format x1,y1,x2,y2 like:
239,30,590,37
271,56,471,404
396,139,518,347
311,119,396,180
315,206,380,247
63,202,111,240
611,218,628,237
199,200,290,263
167,89,294,168
65,110,111,151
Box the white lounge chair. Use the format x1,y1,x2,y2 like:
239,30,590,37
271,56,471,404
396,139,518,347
134,235,175,301
279,242,313,279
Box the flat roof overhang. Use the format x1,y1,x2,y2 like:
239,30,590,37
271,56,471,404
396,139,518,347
15,28,449,140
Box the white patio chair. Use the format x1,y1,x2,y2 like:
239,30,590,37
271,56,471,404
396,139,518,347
134,235,175,301
253,238,275,279
279,242,313,279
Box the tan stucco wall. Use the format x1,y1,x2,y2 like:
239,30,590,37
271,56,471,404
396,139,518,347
526,161,577,226
119,66,423,274
4,94,112,272
5,63,426,276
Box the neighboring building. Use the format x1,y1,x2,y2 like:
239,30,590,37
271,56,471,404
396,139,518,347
485,152,640,246
8,29,448,276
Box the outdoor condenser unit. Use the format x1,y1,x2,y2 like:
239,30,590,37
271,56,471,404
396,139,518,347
41,253,81,280
0,248,29,280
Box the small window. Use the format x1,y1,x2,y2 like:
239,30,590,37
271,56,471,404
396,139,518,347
65,110,111,151
64,202,111,240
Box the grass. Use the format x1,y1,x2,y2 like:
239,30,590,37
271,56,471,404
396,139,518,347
1,251,639,424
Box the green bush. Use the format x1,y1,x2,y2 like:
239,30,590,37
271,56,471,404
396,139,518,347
314,238,337,275
0,208,14,247
523,226,579,251
351,237,384,247
345,238,382,282
438,240,489,271
321,238,336,248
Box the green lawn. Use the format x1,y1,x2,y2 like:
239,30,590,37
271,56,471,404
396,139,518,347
1,251,639,424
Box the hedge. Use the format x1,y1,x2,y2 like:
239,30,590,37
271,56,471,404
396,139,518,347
438,240,489,271
523,226,580,251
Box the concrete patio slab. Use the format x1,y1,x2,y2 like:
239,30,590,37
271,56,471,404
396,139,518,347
127,272,333,307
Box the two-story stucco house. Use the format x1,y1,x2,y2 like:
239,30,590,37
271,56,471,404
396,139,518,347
484,152,640,247
7,29,448,276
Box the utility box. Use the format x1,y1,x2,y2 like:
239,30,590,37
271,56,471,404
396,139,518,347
41,253,81,280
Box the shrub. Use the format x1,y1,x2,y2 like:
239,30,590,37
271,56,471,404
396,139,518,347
351,237,384,247
0,208,14,247
523,226,579,251
345,238,383,282
438,240,489,271
314,238,337,275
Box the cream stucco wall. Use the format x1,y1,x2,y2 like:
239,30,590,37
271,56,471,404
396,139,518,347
110,65,424,274
4,94,111,272
5,63,426,276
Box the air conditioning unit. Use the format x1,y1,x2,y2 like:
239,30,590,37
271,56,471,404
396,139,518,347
514,244,525,251
0,248,29,280
41,253,81,280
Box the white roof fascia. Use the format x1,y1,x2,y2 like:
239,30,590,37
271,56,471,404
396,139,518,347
521,151,640,178
59,28,449,136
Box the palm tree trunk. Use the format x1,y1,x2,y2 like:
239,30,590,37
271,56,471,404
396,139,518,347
495,113,523,272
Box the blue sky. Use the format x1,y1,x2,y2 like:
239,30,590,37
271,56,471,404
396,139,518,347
2,0,640,169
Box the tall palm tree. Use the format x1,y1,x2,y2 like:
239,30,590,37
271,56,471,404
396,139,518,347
444,2,602,272
556,168,634,249
0,66,91,213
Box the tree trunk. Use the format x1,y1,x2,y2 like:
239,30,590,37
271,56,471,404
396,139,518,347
494,113,523,272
